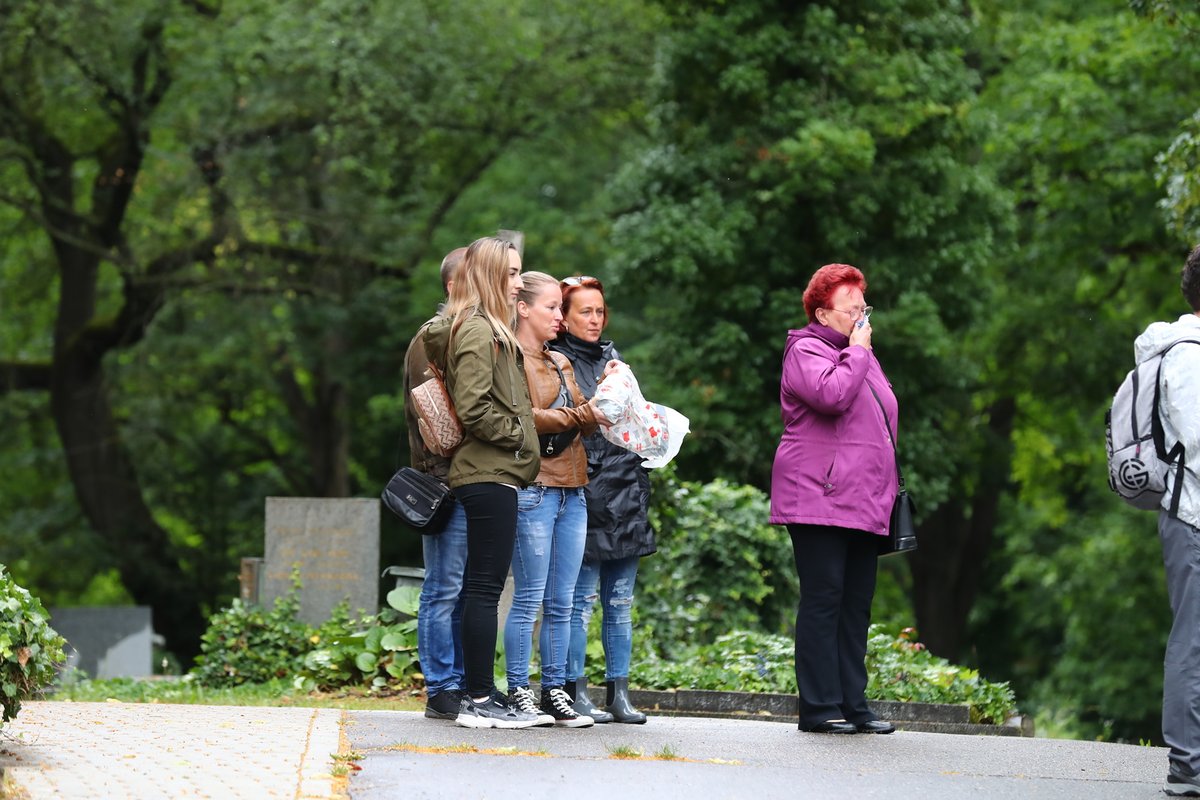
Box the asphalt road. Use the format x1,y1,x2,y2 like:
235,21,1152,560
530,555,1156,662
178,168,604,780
344,710,1170,800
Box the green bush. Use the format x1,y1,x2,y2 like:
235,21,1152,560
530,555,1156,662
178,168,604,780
0,565,66,724
294,585,421,692
640,468,798,652
866,626,1017,724
190,573,319,687
633,625,1016,724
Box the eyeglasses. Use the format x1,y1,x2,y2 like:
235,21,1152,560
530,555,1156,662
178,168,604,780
827,305,872,322
561,275,604,291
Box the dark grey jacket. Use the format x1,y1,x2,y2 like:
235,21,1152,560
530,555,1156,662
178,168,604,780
550,332,656,563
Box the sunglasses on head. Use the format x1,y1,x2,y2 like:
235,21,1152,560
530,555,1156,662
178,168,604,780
561,275,603,290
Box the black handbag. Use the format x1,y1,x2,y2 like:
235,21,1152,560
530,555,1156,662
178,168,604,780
867,385,918,557
381,466,453,533
538,357,580,458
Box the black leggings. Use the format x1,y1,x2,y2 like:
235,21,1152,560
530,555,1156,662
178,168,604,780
455,482,519,698
787,523,879,728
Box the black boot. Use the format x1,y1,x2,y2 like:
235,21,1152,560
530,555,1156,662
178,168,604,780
568,678,613,723
605,677,647,724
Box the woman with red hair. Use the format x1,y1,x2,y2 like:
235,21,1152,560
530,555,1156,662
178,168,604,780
770,263,898,735
550,275,653,725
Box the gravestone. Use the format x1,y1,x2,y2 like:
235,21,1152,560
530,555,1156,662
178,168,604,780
261,497,380,626
48,606,153,679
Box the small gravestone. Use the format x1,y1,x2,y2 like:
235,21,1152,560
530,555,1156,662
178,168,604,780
261,497,380,625
48,606,153,679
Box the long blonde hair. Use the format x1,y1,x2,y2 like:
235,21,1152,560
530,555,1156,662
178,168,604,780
445,236,521,354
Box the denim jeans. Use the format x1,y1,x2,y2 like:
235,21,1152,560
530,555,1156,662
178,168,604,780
568,554,640,681
505,486,588,689
417,499,468,696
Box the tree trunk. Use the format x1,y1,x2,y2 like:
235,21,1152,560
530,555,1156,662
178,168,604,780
909,396,1016,660
49,246,205,661
50,346,205,660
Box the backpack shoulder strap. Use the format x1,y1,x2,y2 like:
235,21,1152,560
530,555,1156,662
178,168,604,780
1151,339,1200,516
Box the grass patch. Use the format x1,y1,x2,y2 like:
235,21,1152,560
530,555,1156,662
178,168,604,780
655,744,682,761
606,743,644,759
48,677,425,712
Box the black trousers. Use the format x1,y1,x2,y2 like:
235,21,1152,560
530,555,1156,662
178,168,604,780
455,482,519,698
788,524,879,728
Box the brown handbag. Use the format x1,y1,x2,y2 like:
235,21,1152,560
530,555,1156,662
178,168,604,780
411,362,464,457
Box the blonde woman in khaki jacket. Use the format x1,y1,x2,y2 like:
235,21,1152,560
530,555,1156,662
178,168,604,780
422,237,540,729
504,271,613,727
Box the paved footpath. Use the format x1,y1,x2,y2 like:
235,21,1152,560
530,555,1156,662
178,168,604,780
0,701,342,799
0,702,1178,800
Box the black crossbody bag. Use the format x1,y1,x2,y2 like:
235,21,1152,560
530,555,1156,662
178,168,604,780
539,357,580,457
381,466,453,534
867,384,917,557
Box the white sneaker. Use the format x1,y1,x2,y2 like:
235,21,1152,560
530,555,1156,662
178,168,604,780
508,686,555,727
455,691,541,729
542,686,594,728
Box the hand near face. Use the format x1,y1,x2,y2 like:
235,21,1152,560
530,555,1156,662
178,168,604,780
849,319,872,350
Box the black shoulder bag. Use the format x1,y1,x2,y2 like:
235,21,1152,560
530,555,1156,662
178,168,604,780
382,466,453,533
539,357,580,457
867,384,917,557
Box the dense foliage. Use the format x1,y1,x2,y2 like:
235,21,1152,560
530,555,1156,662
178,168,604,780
6,0,1200,745
639,468,799,650
0,565,65,724
191,575,324,687
294,586,421,693
628,625,1015,726
191,575,422,691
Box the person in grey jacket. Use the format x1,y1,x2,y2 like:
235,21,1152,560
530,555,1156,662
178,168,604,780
551,275,653,724
402,246,468,721
1138,245,1200,797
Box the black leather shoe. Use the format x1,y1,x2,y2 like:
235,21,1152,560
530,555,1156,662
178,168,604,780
801,720,857,734
856,719,896,734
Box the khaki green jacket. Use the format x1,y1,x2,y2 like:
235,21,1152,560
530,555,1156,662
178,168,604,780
422,312,540,488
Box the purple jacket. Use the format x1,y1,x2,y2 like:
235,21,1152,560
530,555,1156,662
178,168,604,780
769,323,898,536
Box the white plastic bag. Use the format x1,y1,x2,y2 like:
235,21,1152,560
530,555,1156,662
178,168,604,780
593,362,690,468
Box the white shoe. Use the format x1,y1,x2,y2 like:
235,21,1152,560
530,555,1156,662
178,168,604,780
455,691,541,729
508,686,555,727
542,686,594,728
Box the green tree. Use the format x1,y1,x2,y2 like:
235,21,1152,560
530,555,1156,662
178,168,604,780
965,0,1200,741
604,0,1011,657
0,0,657,660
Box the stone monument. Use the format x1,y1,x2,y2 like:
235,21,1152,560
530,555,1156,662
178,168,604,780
261,497,380,626
48,606,153,679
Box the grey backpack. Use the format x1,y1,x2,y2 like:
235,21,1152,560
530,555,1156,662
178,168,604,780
1105,339,1200,512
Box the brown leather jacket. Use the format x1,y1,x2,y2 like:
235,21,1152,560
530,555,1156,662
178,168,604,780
522,345,597,487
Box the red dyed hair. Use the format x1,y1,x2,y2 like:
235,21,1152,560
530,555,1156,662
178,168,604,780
802,264,867,323
560,276,609,331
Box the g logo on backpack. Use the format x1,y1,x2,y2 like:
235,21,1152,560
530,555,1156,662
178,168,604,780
1118,458,1151,492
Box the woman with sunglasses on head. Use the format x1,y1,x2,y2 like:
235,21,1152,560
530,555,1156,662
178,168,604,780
769,263,897,736
504,272,614,728
549,275,652,725
422,236,542,729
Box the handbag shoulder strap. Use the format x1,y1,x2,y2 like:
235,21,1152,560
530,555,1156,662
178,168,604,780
546,352,574,407
866,382,904,488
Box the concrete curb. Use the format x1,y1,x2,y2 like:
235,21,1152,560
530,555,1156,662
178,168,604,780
578,687,1031,736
